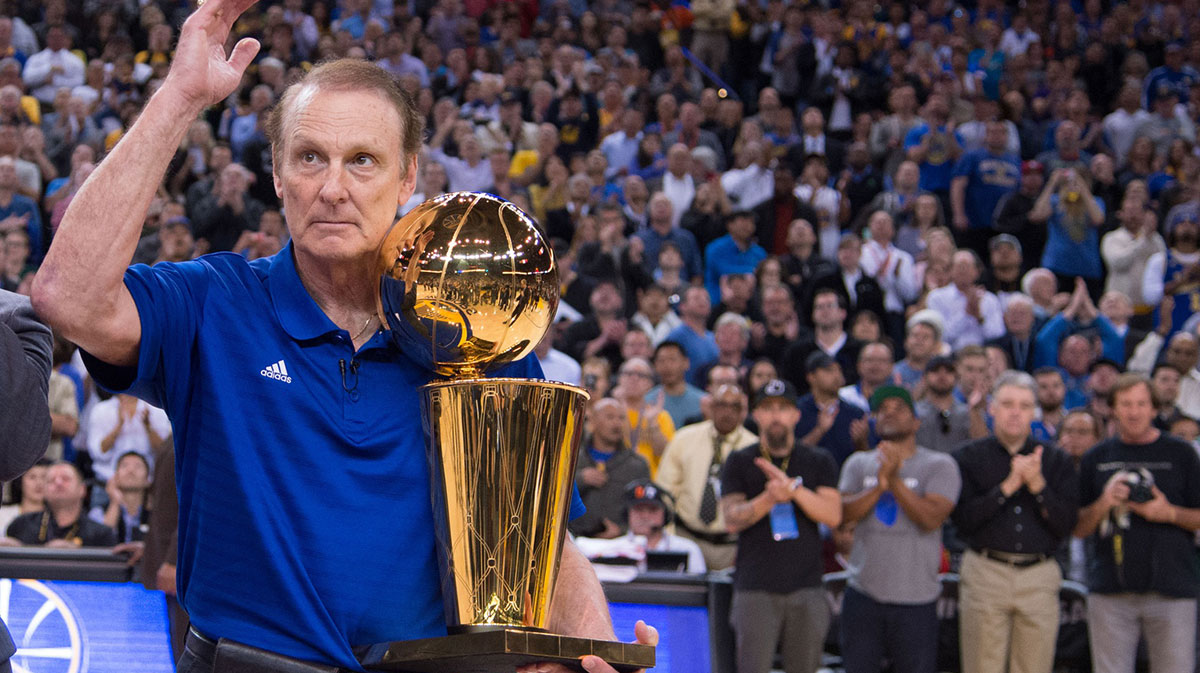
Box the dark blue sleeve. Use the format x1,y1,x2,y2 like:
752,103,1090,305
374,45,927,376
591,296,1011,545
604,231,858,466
952,151,975,179
80,260,211,409
903,125,925,150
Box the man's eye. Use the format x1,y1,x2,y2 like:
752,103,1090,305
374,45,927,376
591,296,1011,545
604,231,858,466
355,154,375,166
301,152,317,163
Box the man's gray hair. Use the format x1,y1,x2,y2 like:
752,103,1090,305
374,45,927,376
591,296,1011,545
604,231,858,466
992,369,1037,397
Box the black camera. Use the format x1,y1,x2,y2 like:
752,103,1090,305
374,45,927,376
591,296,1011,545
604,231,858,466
1123,469,1155,504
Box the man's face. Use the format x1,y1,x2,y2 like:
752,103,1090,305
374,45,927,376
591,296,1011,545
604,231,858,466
618,362,656,398
728,215,754,240
681,288,710,320
590,283,622,316
638,287,667,317
858,345,894,386
950,252,979,287
1059,336,1092,376
991,243,1020,269
590,402,627,444
1035,371,1066,411
989,384,1036,441
752,398,800,446
0,159,17,191
710,389,746,434
115,455,150,490
653,347,688,384
807,364,844,395
1004,301,1034,335
1166,335,1200,372
627,502,665,536
956,355,987,392
44,464,85,509
836,240,861,271
874,398,918,441
1059,414,1100,459
159,224,194,261
924,365,956,396
1152,367,1181,405
714,322,747,354
867,212,894,245
985,122,1008,152
812,292,845,330
1112,383,1155,438
621,331,652,361
761,288,793,322
905,323,938,360
272,87,416,266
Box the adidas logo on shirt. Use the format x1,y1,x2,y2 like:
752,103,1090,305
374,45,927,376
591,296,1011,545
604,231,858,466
261,360,292,384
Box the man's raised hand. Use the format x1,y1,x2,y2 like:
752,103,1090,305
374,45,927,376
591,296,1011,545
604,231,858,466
164,0,262,111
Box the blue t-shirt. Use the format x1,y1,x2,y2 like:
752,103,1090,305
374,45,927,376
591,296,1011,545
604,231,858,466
1040,194,1105,279
703,235,767,305
953,149,1020,229
81,245,583,669
904,124,963,192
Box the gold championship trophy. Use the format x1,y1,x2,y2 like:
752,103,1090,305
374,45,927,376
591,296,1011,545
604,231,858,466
369,192,654,672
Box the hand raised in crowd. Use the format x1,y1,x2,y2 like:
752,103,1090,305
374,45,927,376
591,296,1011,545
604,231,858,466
0,213,28,234
755,458,797,504
876,441,903,490
1156,295,1175,336
162,0,262,113
850,417,870,451
964,285,984,320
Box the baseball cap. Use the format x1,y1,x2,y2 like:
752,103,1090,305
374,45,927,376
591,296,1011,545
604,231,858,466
1021,160,1044,175
869,385,915,413
754,379,798,409
906,309,944,341
1089,358,1123,374
625,479,672,509
925,354,956,374
805,351,838,373
989,233,1023,256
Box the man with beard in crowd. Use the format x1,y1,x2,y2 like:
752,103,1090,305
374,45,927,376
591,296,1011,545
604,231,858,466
838,385,960,673
721,379,841,673
916,355,987,454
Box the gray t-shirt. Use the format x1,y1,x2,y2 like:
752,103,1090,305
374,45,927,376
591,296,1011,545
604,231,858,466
838,447,962,604
915,399,973,454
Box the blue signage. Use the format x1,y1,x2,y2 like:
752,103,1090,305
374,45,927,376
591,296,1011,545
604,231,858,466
0,579,174,673
610,602,711,673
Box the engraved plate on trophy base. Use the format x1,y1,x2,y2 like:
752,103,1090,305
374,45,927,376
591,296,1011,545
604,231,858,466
369,629,655,672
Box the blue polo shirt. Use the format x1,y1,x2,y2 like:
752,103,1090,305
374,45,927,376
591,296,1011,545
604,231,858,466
703,235,767,305
82,244,583,669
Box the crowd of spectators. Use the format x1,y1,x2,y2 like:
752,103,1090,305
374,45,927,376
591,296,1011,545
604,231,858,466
3,0,1200,670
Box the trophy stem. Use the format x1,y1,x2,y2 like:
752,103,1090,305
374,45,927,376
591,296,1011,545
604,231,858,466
421,378,588,632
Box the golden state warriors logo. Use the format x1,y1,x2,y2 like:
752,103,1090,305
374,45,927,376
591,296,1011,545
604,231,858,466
0,579,82,673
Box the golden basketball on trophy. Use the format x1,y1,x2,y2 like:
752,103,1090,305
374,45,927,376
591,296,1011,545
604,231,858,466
371,192,654,672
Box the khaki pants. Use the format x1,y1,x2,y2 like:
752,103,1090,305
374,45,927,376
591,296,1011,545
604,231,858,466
959,550,1061,673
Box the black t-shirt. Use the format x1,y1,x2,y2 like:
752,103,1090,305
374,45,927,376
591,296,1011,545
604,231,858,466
1078,434,1200,597
720,442,838,593
7,511,118,548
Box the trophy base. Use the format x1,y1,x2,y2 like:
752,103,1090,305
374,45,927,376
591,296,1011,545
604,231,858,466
367,628,654,672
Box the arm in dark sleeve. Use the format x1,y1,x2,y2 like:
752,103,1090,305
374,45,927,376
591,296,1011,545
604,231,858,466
950,446,1008,537
1033,448,1080,539
0,290,52,481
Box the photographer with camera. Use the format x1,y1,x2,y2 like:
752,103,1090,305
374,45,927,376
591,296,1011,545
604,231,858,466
1075,373,1200,673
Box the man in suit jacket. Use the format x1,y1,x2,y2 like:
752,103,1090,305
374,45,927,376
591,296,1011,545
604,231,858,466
803,233,885,329
786,107,846,176
986,294,1042,373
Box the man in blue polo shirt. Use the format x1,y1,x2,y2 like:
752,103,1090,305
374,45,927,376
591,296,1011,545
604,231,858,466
950,120,1020,258
31,2,654,671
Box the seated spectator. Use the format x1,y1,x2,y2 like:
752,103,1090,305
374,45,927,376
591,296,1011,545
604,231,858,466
90,451,151,544
635,193,703,282
5,462,116,548
575,479,706,574
0,458,49,535
1021,267,1069,320
569,398,651,539
987,294,1041,373
783,287,864,393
